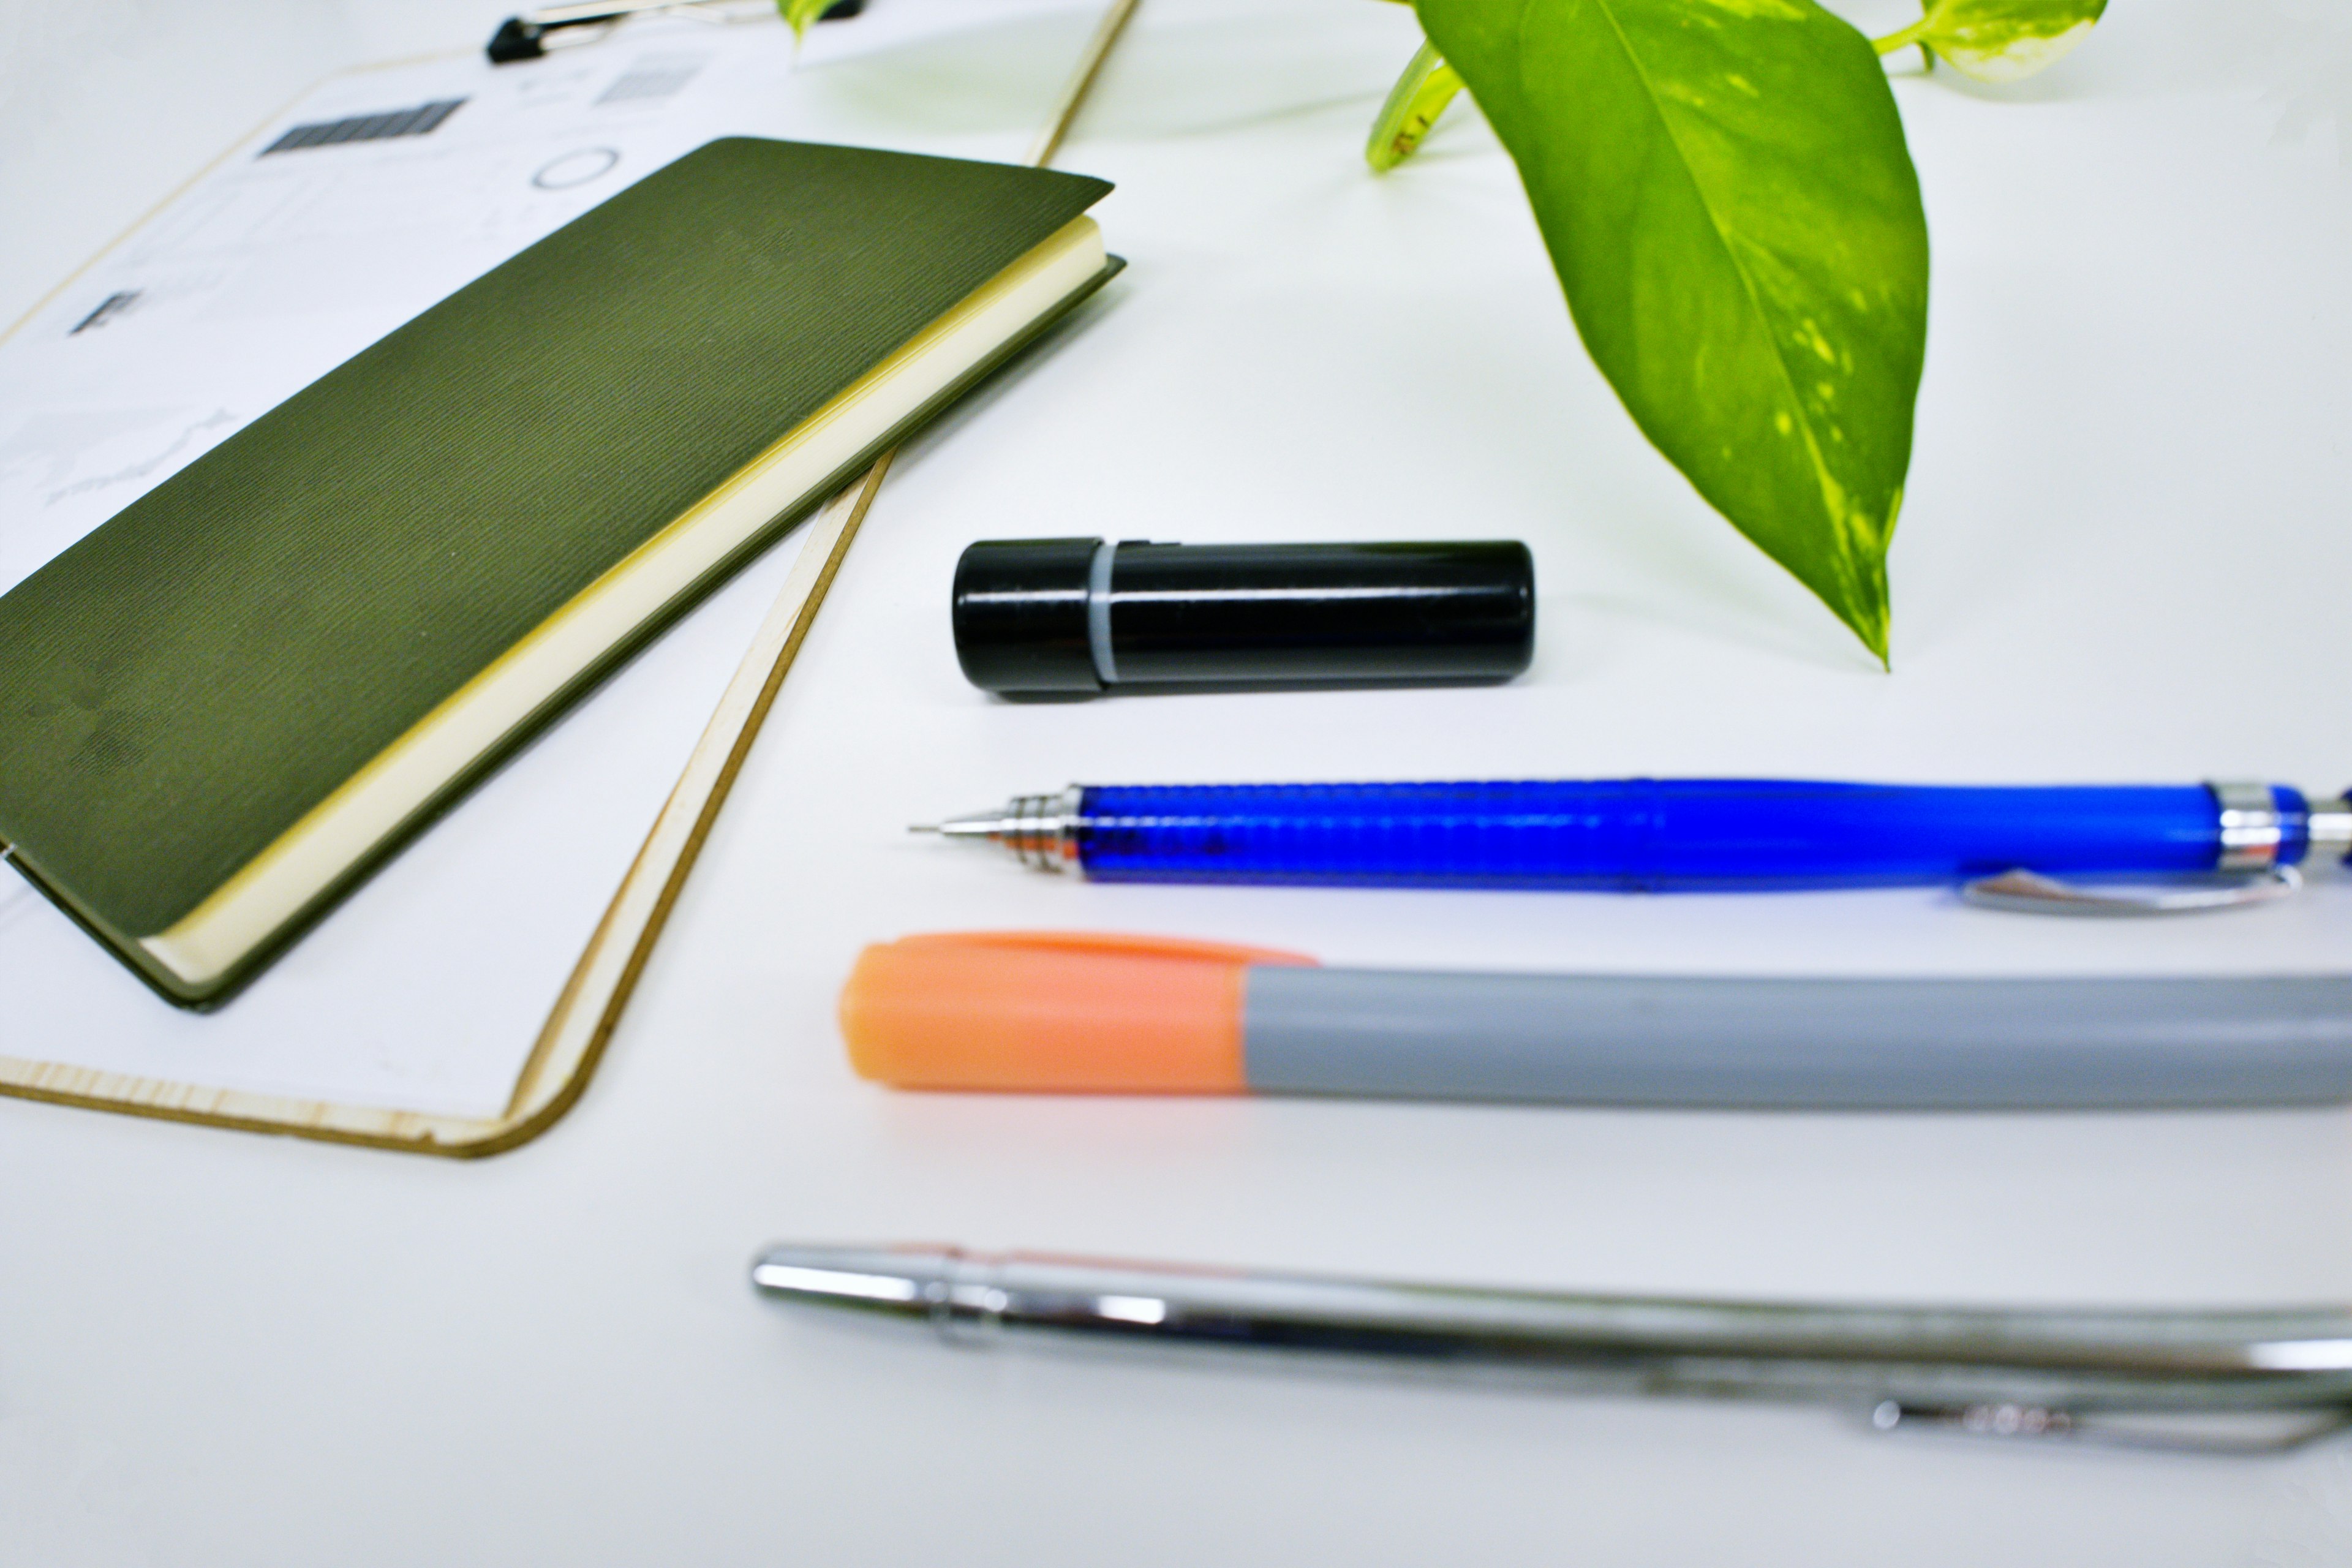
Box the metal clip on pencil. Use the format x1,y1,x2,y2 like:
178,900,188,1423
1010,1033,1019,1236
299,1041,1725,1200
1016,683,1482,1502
917,777,2352,916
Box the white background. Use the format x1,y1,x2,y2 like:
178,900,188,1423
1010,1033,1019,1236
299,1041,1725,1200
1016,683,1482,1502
9,0,2352,1561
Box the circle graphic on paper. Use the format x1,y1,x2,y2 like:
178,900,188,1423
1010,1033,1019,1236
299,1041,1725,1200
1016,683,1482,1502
532,147,620,191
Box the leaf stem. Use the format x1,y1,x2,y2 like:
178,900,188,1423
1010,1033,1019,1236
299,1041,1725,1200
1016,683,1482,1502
1871,17,1932,57
1366,40,1466,172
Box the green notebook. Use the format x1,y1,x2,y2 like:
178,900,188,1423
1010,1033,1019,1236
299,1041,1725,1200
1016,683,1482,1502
0,137,1117,1006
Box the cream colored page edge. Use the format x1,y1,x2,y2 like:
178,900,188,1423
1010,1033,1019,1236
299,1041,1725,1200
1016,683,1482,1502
141,216,1106,984
0,454,888,1155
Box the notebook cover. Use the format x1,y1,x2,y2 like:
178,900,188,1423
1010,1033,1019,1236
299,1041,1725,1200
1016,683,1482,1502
0,136,1112,1001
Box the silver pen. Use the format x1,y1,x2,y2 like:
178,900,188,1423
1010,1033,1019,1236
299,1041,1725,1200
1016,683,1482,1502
752,1243,2352,1453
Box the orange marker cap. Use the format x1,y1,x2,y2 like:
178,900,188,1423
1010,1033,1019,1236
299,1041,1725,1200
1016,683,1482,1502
840,931,1319,1093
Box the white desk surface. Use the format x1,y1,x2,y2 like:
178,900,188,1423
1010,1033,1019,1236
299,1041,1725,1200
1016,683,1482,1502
10,0,2352,1561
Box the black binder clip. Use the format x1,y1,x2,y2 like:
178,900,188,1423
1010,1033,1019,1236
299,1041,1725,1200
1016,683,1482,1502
488,0,864,64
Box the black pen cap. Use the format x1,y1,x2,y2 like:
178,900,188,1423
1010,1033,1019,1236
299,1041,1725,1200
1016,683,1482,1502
952,538,1535,697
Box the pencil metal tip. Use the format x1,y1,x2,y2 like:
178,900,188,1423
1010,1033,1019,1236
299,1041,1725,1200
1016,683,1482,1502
908,823,940,834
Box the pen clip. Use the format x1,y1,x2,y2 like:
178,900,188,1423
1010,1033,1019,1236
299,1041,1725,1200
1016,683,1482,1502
1959,865,2303,918
1870,1399,2352,1455
486,0,836,64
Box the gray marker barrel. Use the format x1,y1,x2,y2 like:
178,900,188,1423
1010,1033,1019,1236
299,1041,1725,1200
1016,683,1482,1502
1240,968,2352,1109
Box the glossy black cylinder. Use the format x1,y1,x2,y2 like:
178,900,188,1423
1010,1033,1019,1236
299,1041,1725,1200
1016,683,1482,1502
952,538,1535,697
1106,540,1533,686
951,537,1102,695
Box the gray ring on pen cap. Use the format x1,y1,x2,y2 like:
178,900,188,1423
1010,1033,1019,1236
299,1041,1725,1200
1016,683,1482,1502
1087,540,1120,686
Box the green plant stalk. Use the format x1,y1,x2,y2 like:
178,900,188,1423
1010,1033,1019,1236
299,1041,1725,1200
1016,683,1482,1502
1366,41,1466,171
1874,17,1933,55
777,0,832,38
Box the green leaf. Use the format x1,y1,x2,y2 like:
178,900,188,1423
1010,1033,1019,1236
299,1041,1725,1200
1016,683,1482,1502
1366,42,1467,170
1879,0,2108,85
1414,0,1929,663
778,0,834,39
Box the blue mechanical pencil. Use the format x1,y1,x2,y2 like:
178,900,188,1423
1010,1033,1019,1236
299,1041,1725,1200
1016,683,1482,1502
917,778,2352,908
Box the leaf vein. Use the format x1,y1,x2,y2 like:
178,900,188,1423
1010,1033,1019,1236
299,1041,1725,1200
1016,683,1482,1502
1581,0,1858,562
